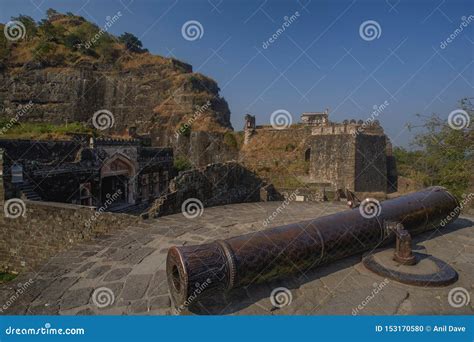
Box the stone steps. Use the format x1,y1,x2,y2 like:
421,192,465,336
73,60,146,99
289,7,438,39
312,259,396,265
19,182,42,201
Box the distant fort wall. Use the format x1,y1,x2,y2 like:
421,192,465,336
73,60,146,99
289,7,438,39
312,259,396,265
240,111,396,195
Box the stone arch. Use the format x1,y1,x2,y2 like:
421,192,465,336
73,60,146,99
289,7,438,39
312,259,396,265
100,153,138,204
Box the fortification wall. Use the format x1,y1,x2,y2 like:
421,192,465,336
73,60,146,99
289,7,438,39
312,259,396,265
148,162,277,217
241,121,393,194
0,200,139,272
310,134,356,190
354,134,387,192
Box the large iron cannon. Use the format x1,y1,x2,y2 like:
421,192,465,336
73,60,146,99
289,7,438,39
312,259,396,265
166,187,460,307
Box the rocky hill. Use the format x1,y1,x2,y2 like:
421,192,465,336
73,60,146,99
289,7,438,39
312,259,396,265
0,9,233,149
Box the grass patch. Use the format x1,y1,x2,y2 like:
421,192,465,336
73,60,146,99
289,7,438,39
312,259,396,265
0,272,17,283
0,121,95,139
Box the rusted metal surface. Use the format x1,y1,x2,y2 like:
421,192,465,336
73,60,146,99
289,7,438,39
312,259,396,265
391,222,417,265
362,251,458,287
167,187,460,307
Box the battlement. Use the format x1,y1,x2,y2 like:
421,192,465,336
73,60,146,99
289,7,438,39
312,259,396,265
93,137,142,146
243,109,384,136
311,119,384,136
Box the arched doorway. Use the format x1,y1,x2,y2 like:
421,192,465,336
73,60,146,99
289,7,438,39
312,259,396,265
100,153,137,205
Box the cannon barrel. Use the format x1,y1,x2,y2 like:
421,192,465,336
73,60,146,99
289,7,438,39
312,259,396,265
166,187,460,307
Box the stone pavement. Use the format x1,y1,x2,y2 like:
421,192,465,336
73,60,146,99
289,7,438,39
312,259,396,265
0,201,472,315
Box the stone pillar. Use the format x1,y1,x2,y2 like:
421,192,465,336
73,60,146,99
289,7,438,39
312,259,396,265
243,114,256,145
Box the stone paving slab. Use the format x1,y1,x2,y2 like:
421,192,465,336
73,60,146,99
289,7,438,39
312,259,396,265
0,201,472,316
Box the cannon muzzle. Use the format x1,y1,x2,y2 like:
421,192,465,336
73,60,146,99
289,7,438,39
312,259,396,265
166,187,460,308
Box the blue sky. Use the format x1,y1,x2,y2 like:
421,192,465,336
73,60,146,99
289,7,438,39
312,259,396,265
1,0,473,147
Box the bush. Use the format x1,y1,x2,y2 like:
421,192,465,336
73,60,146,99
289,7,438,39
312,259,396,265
97,43,120,63
37,19,64,43
32,41,66,66
118,32,147,53
174,155,193,172
64,33,82,50
401,97,473,198
10,15,37,40
223,132,238,149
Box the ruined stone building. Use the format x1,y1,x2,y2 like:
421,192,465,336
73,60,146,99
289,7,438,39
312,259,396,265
300,110,329,125
241,110,397,195
0,135,174,212
308,117,396,193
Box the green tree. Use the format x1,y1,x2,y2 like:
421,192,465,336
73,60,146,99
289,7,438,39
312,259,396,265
118,32,147,53
10,15,37,40
404,98,473,198
46,8,59,20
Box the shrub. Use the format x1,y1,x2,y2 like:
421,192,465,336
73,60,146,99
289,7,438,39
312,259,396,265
10,15,37,40
223,132,238,149
118,32,147,53
174,155,193,172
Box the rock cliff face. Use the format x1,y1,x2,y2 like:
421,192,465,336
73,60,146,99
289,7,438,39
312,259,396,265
0,11,235,166
0,60,232,133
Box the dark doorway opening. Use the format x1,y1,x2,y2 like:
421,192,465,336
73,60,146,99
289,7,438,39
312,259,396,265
101,175,128,205
304,148,311,161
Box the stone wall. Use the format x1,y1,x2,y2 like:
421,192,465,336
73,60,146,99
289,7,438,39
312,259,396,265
169,131,239,167
149,162,277,217
354,134,387,192
310,134,356,190
0,200,139,272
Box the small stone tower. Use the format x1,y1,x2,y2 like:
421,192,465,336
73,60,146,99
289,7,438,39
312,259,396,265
244,114,256,145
